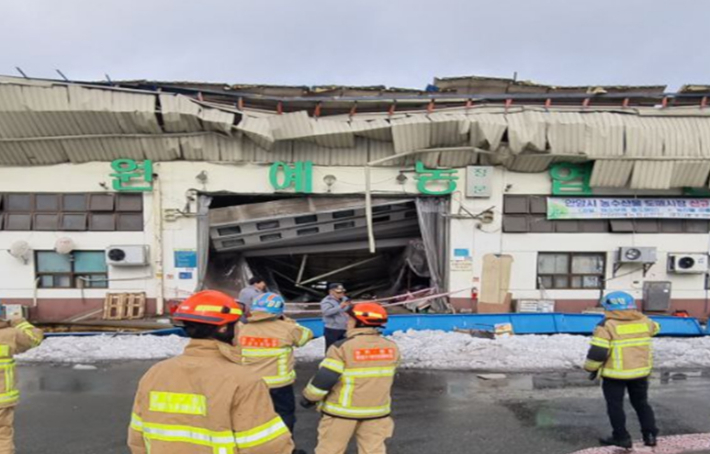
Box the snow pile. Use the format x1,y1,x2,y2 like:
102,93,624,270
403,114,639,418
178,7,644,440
16,331,710,371
17,335,189,364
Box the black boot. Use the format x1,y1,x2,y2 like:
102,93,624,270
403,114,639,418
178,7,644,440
599,436,632,449
643,433,658,447
292,450,307,454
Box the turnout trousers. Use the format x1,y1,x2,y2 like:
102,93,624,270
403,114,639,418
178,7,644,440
315,415,394,454
270,384,297,434
0,408,14,454
602,377,658,440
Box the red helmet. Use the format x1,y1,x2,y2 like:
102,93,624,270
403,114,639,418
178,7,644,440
173,290,243,326
349,302,388,327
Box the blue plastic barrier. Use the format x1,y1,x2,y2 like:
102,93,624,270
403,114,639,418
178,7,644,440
296,313,705,338
44,313,704,338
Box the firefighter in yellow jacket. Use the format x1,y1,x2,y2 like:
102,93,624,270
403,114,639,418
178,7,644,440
236,292,313,444
301,302,400,454
584,291,659,449
0,317,43,454
128,290,294,454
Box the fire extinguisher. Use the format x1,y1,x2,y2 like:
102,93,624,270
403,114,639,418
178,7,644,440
471,286,479,302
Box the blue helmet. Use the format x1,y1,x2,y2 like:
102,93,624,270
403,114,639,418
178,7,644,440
252,292,285,315
601,291,636,311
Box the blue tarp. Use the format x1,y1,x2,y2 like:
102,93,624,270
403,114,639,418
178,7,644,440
44,313,705,338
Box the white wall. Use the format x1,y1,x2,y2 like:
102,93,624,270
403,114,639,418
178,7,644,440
448,167,710,304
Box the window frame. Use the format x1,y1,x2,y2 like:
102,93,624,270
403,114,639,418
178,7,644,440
537,252,606,290
35,250,109,289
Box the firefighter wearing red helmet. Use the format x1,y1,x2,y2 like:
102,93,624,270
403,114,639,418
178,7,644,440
301,302,401,454
128,290,294,454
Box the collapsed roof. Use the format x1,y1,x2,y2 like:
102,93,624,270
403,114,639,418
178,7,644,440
1,74,710,190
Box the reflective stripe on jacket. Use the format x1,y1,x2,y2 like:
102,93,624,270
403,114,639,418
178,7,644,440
303,327,400,420
583,310,659,380
127,339,294,454
0,319,43,408
237,313,313,389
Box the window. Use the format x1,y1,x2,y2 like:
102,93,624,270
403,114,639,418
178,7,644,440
36,251,108,289
0,193,144,232
538,252,605,290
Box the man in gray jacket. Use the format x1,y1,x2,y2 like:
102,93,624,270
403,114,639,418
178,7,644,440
320,283,350,351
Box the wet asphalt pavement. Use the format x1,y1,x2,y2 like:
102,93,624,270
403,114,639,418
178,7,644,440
12,362,710,454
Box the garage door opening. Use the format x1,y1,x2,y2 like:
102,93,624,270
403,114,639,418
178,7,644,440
201,195,449,312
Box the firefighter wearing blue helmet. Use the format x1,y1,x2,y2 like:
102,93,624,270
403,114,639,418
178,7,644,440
236,292,313,454
584,291,660,449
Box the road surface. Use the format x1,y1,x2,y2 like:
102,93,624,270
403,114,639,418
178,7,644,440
13,362,710,453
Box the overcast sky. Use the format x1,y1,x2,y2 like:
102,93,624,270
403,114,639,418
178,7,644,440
1,0,708,91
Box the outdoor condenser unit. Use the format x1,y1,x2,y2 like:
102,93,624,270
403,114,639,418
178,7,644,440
615,247,657,276
105,245,150,267
668,254,709,274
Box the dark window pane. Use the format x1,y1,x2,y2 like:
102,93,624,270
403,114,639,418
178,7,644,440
503,216,528,233
660,220,683,233
539,276,553,289
504,196,528,214
373,216,391,223
529,216,554,233
36,194,59,211
89,194,115,212
34,214,59,231
62,194,87,211
332,210,355,219
581,220,610,233
405,210,418,219
61,214,87,231
610,220,634,232
116,194,143,212
684,220,710,233
217,226,241,236
295,215,317,225
6,194,32,211
260,233,282,242
634,220,659,233
334,221,356,230
297,227,319,236
5,214,31,230
89,214,116,231
529,196,547,214
555,221,580,233
222,239,245,248
256,220,279,230
372,205,392,213
0,214,3,230
117,214,143,231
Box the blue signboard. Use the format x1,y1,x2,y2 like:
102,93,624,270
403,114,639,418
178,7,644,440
179,272,193,280
174,250,197,269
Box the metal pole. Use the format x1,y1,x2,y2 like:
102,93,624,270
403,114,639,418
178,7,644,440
299,256,381,286
296,254,308,285
153,169,165,315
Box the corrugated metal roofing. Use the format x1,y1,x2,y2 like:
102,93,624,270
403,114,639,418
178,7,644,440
312,119,355,148
428,113,469,147
590,160,634,187
670,160,710,187
390,116,432,154
468,113,507,151
269,111,313,141
506,111,547,153
236,116,274,150
630,161,674,189
350,119,393,142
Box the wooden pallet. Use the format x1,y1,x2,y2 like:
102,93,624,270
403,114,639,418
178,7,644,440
103,293,146,320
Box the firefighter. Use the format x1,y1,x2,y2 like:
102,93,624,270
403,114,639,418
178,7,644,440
0,317,43,454
236,292,313,443
301,302,400,454
583,291,659,449
128,290,294,454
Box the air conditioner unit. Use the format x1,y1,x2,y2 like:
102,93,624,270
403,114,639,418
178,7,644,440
106,245,150,267
617,247,657,264
668,253,709,274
